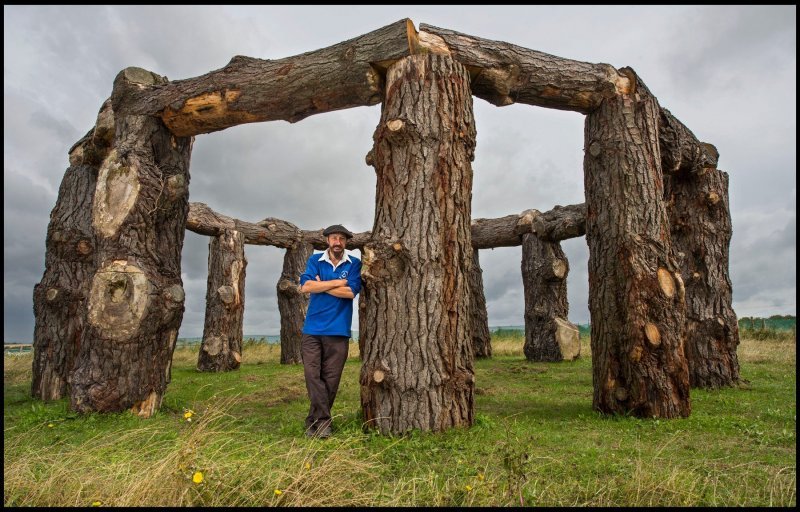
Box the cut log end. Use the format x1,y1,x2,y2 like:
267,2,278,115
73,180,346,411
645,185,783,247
386,119,405,132
163,284,185,309
203,335,223,357
517,209,539,235
217,285,235,305
93,149,141,239
130,391,161,418
165,174,187,201
416,30,451,56
657,267,675,298
706,192,721,206
87,262,151,340
616,67,636,96
645,323,661,347
554,317,581,360
552,259,567,279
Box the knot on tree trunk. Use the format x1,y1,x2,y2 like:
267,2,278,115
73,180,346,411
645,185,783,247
87,261,151,341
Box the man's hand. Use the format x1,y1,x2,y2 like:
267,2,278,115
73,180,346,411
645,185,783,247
301,276,348,294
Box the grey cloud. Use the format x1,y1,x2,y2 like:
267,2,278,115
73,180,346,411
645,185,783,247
4,6,795,342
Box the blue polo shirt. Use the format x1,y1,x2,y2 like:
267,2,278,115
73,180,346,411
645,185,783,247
300,250,362,337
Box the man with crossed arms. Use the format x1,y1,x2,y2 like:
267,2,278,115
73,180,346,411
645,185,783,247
299,224,362,438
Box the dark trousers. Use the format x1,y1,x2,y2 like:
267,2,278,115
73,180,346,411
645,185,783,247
301,334,350,429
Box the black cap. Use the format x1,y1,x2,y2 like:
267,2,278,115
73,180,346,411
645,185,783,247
322,224,354,239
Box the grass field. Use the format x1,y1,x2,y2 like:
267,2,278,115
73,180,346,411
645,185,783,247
4,332,796,506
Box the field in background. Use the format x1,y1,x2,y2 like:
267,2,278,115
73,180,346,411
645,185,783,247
4,330,795,506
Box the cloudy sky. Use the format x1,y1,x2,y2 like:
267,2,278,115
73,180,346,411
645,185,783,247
4,5,796,342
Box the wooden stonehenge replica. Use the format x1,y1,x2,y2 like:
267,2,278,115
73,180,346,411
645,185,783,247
32,19,740,434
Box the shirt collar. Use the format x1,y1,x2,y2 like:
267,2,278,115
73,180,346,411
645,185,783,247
320,248,351,268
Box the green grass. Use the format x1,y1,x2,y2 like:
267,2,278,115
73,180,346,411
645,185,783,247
4,334,795,506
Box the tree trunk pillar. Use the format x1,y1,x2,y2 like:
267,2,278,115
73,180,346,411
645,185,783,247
521,233,580,362
277,243,312,364
32,100,114,400
68,68,193,418
583,68,690,418
198,229,247,371
665,164,740,388
360,54,476,434
470,249,492,358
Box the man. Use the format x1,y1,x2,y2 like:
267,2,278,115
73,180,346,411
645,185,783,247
298,224,362,438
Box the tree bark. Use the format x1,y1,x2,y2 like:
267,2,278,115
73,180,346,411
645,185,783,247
277,243,313,365
416,24,631,113
68,69,193,418
360,54,476,434
417,24,715,176
111,20,416,136
198,230,247,371
32,100,114,400
188,201,587,249
583,68,690,419
358,293,367,361
659,108,719,175
470,249,492,358
665,166,740,388
521,233,580,362
530,204,588,242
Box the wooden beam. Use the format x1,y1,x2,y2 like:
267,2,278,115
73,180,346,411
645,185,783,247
417,23,631,113
111,19,416,136
187,201,588,250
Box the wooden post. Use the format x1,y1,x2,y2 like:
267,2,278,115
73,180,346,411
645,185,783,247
31,100,114,400
521,233,580,361
360,54,476,434
665,160,740,388
68,68,193,418
470,249,492,358
583,68,690,418
277,243,313,364
198,229,247,371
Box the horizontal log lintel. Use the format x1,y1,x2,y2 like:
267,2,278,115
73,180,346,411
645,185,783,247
111,19,416,136
187,201,587,250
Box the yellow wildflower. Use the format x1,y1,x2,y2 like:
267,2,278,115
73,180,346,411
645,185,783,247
48,423,54,428
465,485,473,492
184,411,193,420
274,489,283,496
478,473,485,481
91,501,102,506
192,471,204,484
304,462,311,470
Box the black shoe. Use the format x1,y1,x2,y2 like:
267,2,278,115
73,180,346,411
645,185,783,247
305,423,332,439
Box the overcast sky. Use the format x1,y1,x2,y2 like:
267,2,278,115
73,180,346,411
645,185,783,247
4,5,796,342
